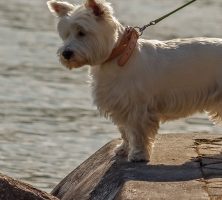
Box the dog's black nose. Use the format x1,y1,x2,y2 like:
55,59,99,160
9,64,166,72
62,50,73,60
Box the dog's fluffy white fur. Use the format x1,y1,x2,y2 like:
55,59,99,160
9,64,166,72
47,0,222,162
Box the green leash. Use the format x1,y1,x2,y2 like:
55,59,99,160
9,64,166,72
135,0,197,36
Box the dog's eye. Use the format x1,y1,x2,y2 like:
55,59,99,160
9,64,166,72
78,30,86,37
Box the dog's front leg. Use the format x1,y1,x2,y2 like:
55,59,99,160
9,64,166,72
127,117,159,162
115,126,129,157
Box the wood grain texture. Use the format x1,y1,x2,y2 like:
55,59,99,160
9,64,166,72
0,173,58,200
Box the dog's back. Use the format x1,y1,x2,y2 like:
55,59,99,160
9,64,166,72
139,38,222,90
137,38,222,122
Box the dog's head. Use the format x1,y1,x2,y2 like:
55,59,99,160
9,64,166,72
47,0,120,69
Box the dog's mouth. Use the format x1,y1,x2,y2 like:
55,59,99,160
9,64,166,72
59,56,86,69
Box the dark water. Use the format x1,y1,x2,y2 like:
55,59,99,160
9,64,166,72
0,0,222,192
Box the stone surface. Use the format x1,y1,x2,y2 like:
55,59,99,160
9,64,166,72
52,133,222,200
196,136,222,199
0,173,58,200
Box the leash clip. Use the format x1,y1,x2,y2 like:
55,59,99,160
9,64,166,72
134,21,156,36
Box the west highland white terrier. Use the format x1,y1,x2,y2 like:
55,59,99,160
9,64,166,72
47,0,222,162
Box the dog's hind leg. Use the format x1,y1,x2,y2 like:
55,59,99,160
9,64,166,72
207,105,222,124
206,83,222,124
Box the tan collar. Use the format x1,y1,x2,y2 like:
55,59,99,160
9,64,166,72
105,27,139,67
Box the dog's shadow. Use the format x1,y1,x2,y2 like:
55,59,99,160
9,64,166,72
90,153,222,198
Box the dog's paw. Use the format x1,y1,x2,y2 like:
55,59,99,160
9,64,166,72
114,142,128,157
128,150,150,162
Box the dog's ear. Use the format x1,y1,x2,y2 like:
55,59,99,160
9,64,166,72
47,0,75,17
85,0,105,17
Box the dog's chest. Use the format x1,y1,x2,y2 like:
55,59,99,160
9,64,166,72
90,66,139,119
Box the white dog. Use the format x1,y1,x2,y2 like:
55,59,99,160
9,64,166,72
47,0,222,162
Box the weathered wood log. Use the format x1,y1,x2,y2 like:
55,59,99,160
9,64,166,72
52,133,222,200
0,173,58,200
